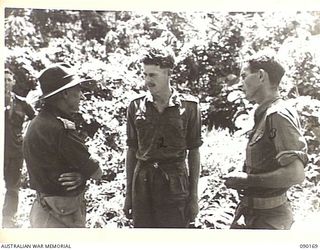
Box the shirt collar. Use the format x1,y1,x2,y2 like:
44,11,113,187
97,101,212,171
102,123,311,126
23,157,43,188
144,88,182,107
13,93,27,102
254,96,281,121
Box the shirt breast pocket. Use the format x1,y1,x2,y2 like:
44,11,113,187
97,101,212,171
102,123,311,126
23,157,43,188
135,117,154,143
163,117,186,148
247,130,276,172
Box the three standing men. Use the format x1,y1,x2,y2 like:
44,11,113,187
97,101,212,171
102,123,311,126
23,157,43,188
123,48,203,227
225,55,308,229
7,52,307,229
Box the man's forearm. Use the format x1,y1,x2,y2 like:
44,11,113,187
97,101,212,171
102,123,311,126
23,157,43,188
125,147,138,195
247,159,305,188
188,148,200,199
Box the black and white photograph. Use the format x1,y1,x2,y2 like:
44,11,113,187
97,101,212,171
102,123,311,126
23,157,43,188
1,0,320,249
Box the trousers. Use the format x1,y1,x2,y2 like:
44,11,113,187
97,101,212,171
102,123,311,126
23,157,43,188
30,193,86,228
132,160,190,228
2,156,23,227
231,201,293,229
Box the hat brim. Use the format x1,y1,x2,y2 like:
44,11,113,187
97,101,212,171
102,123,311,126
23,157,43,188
40,78,92,100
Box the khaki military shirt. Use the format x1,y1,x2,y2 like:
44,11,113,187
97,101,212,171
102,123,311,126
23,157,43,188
23,105,99,196
126,89,203,162
5,96,35,158
245,98,308,197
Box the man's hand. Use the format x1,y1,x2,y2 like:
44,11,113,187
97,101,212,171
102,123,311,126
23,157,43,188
223,171,249,190
58,172,84,191
186,196,199,222
123,194,133,219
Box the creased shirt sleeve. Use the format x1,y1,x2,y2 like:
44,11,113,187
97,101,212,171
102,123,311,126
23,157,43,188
186,102,203,150
269,112,308,167
126,101,138,148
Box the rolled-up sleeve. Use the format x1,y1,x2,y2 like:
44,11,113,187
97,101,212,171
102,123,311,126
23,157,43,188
270,112,308,167
126,101,138,148
186,102,203,150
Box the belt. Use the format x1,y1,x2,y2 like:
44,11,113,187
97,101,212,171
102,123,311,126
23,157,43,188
240,193,287,209
139,159,185,169
138,159,186,181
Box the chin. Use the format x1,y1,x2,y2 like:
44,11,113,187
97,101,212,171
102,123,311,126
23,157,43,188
71,107,80,113
245,94,252,101
148,89,157,95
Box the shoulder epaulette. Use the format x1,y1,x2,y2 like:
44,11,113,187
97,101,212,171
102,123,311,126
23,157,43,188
266,99,285,116
57,117,76,130
131,92,146,102
180,94,199,103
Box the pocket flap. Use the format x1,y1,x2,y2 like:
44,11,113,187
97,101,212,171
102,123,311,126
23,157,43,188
249,128,265,146
43,195,81,215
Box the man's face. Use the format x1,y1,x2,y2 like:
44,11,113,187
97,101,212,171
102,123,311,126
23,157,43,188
143,64,170,96
64,85,82,113
5,71,14,105
240,64,262,102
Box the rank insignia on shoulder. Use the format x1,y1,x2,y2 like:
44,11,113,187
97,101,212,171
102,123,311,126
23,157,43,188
57,117,76,130
181,94,199,103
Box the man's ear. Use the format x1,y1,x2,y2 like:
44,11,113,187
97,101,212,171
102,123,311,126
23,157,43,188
259,69,267,82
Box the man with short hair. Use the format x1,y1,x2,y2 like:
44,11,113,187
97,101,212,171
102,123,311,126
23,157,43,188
3,67,36,228
23,64,102,228
123,48,203,228
225,54,308,229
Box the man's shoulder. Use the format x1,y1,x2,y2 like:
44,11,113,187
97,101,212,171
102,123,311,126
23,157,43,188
56,117,77,130
130,93,146,102
128,93,146,106
32,111,75,131
267,99,297,115
178,93,199,104
267,99,300,124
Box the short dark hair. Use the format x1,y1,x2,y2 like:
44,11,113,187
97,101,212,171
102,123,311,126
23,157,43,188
142,47,175,69
5,62,37,97
247,55,285,86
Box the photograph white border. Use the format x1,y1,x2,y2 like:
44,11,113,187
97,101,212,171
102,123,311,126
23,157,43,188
0,0,320,249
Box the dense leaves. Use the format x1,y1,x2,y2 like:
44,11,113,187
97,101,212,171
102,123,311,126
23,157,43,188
4,9,320,228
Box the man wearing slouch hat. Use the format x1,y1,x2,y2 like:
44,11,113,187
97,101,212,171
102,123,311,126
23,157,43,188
23,63,102,228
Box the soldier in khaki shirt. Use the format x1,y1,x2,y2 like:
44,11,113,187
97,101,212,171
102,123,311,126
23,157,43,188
23,64,102,227
225,54,308,229
123,48,203,227
3,67,36,228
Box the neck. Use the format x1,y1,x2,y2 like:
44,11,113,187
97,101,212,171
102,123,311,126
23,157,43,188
44,101,73,119
152,88,172,104
257,90,280,106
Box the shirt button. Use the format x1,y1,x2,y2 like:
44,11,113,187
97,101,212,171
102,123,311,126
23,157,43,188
61,209,65,214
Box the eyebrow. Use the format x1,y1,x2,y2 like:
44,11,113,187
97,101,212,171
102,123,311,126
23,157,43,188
143,72,157,76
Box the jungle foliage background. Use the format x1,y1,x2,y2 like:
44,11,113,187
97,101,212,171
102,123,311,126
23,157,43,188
3,8,320,228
